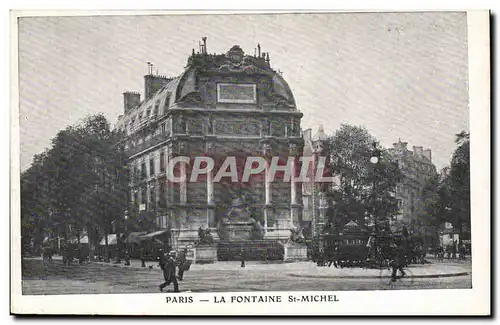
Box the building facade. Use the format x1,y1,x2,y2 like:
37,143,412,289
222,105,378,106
387,140,438,224
116,41,304,249
302,133,437,238
302,125,336,238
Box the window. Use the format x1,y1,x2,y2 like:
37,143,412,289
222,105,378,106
159,181,167,208
141,162,147,179
272,121,286,137
134,191,139,208
161,123,166,134
149,188,156,211
303,196,309,210
153,102,159,117
140,189,145,204
188,118,203,135
146,106,151,117
165,95,171,110
134,166,140,180
160,152,166,172
138,113,143,121
149,158,155,176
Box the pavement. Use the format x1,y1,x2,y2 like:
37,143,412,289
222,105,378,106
42,255,471,279
22,257,472,295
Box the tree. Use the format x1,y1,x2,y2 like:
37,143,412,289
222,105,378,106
447,131,470,240
20,113,129,259
412,174,443,247
327,124,402,231
434,131,470,244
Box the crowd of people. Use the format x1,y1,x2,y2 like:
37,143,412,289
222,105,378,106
434,241,469,261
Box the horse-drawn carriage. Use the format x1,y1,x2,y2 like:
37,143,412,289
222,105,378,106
311,221,371,268
311,220,425,268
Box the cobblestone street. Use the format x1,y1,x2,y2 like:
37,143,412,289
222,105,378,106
21,257,472,295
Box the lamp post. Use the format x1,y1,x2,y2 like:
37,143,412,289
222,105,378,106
369,142,383,265
124,212,130,266
370,142,381,236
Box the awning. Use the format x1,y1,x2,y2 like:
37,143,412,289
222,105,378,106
125,232,148,244
69,235,89,244
139,229,169,239
99,234,118,246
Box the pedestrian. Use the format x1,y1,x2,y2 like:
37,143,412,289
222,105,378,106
240,248,246,268
140,244,146,267
460,243,467,260
391,238,406,282
124,248,130,266
452,241,457,260
177,248,187,281
159,250,179,292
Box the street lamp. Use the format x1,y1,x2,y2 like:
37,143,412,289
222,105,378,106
370,142,381,235
369,142,383,265
124,213,130,266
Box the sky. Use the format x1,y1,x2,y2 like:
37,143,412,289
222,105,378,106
17,12,469,171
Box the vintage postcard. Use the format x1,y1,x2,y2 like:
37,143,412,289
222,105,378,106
10,10,490,315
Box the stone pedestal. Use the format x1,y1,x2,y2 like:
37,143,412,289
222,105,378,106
173,227,219,250
225,222,254,241
193,244,217,264
283,242,308,261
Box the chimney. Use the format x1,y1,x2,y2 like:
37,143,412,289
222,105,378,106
123,92,141,113
413,146,423,156
423,149,432,161
144,74,172,100
202,37,207,54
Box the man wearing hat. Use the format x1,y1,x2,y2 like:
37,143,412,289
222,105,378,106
159,249,179,292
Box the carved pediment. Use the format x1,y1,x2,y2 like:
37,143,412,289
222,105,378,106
178,92,206,106
217,62,269,76
272,94,295,108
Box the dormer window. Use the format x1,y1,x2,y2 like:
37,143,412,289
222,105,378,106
153,102,159,117
165,95,171,110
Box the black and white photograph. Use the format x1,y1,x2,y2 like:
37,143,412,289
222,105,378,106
10,10,490,315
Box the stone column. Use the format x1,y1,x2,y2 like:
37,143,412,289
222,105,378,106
289,143,299,227
179,142,187,205
167,146,174,206
206,142,216,228
263,142,273,231
138,185,143,208
154,179,160,227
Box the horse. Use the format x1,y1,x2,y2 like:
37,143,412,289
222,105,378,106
42,246,53,263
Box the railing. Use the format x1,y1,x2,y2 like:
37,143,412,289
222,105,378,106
126,133,168,157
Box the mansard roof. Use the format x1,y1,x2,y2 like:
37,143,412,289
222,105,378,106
117,45,298,131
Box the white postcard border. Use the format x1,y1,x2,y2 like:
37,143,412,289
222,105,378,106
9,10,490,316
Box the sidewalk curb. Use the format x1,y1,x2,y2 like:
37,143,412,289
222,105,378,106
285,272,470,279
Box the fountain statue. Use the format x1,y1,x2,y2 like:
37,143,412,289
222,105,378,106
218,198,263,241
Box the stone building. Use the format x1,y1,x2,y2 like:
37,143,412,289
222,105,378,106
301,125,336,238
387,140,438,224
115,40,304,250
